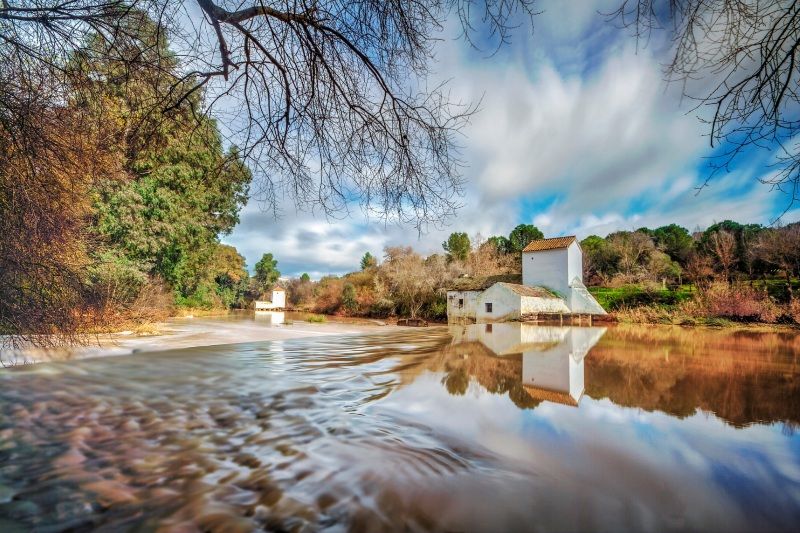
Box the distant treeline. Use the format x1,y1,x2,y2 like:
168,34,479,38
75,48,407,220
284,221,800,325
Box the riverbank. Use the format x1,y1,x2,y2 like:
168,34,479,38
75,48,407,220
0,312,398,367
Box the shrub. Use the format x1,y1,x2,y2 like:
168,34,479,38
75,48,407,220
368,298,395,318
700,282,779,323
789,299,800,325
306,314,326,323
342,283,358,314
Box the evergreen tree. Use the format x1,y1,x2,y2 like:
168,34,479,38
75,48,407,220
75,16,251,307
442,232,471,262
360,252,377,270
254,253,280,293
508,224,544,253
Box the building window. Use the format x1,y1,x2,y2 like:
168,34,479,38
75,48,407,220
458,298,464,308
485,302,493,313
485,324,492,333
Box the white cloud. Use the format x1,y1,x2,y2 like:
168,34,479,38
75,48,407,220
224,6,799,277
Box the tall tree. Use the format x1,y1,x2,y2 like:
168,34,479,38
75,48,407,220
442,232,471,262
508,224,544,253
254,253,280,293
75,17,251,305
487,235,513,255
360,252,377,270
652,224,694,264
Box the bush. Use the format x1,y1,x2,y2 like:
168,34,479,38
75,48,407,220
589,284,693,311
368,298,395,318
342,283,358,314
789,299,800,325
700,282,779,323
306,314,326,323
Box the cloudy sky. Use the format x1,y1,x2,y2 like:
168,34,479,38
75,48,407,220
223,0,799,279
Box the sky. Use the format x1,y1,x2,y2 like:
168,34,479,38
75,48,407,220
223,0,800,279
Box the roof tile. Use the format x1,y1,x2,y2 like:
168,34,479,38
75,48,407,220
522,236,577,252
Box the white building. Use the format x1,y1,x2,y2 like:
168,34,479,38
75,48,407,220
254,288,286,310
446,237,606,322
522,236,605,315
476,282,569,322
446,274,519,321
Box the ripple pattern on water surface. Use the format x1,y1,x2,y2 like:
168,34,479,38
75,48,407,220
0,330,493,531
1,325,799,532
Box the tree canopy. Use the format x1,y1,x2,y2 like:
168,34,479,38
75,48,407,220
254,253,280,293
442,232,471,262
360,252,377,270
508,224,544,253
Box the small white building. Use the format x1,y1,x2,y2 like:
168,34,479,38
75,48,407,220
445,237,606,322
446,290,480,320
522,236,605,315
476,282,569,322
254,288,286,310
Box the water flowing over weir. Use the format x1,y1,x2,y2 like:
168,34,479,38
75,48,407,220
1,321,800,531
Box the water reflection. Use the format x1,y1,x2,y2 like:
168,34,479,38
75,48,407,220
449,324,606,406
254,310,285,325
1,323,799,531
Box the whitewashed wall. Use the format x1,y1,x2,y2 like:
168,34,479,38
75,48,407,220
476,284,522,321
566,241,583,285
522,241,584,297
523,247,569,296
254,289,286,310
446,290,480,320
271,289,286,308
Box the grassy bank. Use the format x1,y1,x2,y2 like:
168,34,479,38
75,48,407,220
589,281,800,327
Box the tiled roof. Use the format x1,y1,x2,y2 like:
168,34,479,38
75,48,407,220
447,274,522,291
497,283,559,299
522,236,577,252
523,385,580,407
272,287,285,292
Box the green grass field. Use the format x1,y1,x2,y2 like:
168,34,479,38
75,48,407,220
588,285,695,311
589,279,799,312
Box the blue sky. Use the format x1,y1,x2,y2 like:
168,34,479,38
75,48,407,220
223,0,800,278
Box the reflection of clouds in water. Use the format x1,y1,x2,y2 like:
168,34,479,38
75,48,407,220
381,373,798,530
379,324,800,530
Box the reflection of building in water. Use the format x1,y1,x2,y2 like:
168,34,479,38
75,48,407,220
450,324,606,406
254,310,285,325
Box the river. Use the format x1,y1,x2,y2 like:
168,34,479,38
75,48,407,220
1,318,799,531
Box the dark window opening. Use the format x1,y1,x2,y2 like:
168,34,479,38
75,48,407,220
485,324,493,333
458,298,464,308
485,302,493,313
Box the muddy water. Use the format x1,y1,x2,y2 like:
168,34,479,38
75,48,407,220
0,322,799,531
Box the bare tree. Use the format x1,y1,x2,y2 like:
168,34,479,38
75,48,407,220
607,231,655,277
710,229,737,282
382,246,444,317
0,0,536,229
755,223,800,299
0,63,123,353
612,0,800,212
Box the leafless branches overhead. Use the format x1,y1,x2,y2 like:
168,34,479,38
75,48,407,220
612,0,800,212
1,1,537,229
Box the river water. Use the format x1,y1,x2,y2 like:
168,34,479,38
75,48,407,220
1,320,799,531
